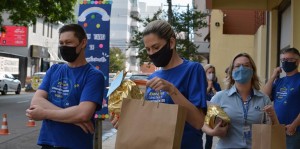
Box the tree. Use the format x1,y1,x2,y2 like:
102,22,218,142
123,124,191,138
0,0,77,32
109,47,126,73
130,6,208,65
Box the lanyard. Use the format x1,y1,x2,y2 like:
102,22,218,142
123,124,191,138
238,93,253,124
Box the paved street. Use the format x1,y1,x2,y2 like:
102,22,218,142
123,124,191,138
0,91,114,149
0,91,217,149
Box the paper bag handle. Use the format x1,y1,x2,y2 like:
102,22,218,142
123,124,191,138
261,111,271,124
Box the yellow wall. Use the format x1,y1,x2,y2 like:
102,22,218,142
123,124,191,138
268,10,279,78
254,25,267,84
210,10,270,89
210,10,255,89
209,0,300,89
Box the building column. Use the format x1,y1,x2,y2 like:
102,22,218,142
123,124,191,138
291,0,300,71
291,0,300,49
268,10,279,78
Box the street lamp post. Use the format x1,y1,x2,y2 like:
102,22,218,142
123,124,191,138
167,0,173,24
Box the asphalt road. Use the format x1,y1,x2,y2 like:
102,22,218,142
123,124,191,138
0,91,114,149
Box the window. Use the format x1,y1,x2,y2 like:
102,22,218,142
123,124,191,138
47,23,50,37
33,22,36,33
42,21,45,36
50,25,53,38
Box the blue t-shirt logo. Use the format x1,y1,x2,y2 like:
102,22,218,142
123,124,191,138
50,78,73,107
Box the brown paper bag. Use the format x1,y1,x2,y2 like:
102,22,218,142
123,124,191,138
115,98,187,149
252,124,286,149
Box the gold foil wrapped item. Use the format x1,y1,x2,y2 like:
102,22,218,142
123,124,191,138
205,104,230,128
108,74,143,116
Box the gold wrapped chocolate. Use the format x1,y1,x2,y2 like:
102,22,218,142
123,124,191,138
108,71,143,116
205,104,230,128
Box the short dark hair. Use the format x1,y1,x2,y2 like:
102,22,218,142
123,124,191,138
59,24,87,42
280,48,300,58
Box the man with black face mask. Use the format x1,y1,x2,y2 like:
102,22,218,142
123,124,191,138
26,24,105,149
263,48,300,149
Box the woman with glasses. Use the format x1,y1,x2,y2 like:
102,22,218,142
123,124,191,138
202,53,279,149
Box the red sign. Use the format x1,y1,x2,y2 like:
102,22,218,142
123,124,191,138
0,26,28,47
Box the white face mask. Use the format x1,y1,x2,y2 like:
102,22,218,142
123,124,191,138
207,73,215,81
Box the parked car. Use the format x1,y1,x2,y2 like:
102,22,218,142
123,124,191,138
0,72,21,95
129,73,149,92
129,73,149,81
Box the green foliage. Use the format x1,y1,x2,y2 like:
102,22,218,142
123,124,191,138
130,6,208,64
109,47,126,73
0,0,77,31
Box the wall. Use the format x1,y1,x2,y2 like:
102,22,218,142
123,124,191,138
253,25,267,84
210,10,255,89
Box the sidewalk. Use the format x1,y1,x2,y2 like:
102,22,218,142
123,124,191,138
102,130,218,149
102,131,116,149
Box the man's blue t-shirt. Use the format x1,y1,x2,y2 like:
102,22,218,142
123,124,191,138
38,63,105,149
272,72,300,132
145,59,207,149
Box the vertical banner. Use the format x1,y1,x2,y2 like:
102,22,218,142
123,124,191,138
78,0,112,119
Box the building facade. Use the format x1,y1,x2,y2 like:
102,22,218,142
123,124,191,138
204,0,299,88
0,12,63,87
109,0,161,73
193,0,210,63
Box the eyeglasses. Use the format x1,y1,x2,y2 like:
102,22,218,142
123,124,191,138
233,64,252,69
280,58,298,62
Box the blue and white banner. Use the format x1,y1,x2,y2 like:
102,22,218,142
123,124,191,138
78,0,112,119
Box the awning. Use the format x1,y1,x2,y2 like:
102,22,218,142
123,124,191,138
46,48,66,63
211,0,282,10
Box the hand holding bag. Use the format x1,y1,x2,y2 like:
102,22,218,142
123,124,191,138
252,112,286,149
115,98,187,149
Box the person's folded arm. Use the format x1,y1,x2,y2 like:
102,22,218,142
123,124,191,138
30,89,61,110
27,101,97,123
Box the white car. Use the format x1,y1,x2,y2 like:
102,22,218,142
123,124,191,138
0,72,21,95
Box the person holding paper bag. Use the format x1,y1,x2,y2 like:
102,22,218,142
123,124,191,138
202,53,279,149
263,48,300,149
111,20,207,149
144,20,208,149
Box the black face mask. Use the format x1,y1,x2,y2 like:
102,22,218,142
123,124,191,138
148,42,173,67
282,61,298,73
59,45,81,62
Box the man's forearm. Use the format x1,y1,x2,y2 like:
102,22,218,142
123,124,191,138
292,114,300,127
31,96,61,110
262,77,276,98
30,90,61,110
43,102,97,123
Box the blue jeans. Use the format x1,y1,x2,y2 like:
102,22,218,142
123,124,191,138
286,131,300,149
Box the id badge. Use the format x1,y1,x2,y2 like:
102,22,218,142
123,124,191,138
243,125,251,140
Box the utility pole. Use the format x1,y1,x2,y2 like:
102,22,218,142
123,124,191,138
187,4,190,56
167,0,173,24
